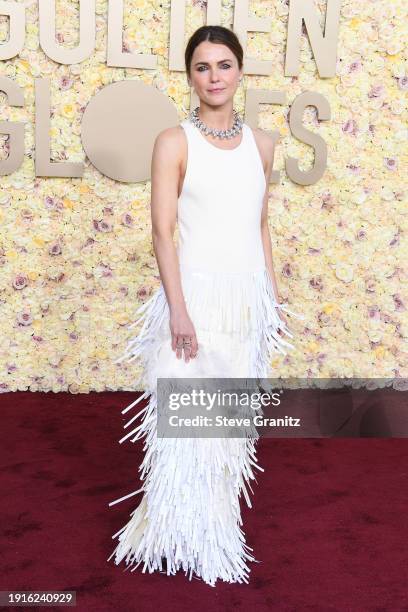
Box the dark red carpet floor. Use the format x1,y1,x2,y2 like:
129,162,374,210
1,391,407,612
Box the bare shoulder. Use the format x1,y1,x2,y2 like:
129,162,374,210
153,125,185,158
250,127,275,185
151,126,185,185
251,126,275,161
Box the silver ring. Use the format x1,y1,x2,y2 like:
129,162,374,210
176,339,192,348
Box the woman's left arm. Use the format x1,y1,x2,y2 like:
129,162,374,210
259,133,281,302
257,132,290,332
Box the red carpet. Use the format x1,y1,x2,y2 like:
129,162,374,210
1,391,407,611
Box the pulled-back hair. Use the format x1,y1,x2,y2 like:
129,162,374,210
185,26,243,78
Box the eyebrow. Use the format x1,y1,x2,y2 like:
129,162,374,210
193,59,232,66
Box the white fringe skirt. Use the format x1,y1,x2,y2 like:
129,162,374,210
108,266,304,586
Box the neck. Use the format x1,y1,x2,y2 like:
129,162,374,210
197,105,236,130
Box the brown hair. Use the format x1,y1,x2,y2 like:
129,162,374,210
185,26,243,79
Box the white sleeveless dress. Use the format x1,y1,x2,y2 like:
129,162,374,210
108,118,304,586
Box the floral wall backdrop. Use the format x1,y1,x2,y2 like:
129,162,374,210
0,0,406,393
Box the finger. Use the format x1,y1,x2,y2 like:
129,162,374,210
172,334,182,357
183,344,192,363
183,336,193,363
175,335,183,359
171,331,181,351
190,335,199,358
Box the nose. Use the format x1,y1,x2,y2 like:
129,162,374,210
209,69,221,82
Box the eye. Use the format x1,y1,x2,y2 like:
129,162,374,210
197,64,232,72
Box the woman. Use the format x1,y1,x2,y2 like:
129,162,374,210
108,25,303,586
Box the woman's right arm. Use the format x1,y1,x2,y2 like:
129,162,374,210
150,128,198,362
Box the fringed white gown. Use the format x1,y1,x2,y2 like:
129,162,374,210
108,118,304,586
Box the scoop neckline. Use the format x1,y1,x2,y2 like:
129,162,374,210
189,120,247,152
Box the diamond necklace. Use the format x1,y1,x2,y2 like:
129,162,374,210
188,106,243,140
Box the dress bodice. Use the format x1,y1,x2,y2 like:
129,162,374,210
177,119,267,274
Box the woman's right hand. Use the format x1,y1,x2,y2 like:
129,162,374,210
169,307,198,363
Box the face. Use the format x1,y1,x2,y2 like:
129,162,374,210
188,41,243,105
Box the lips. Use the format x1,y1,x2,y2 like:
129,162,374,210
209,89,224,93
